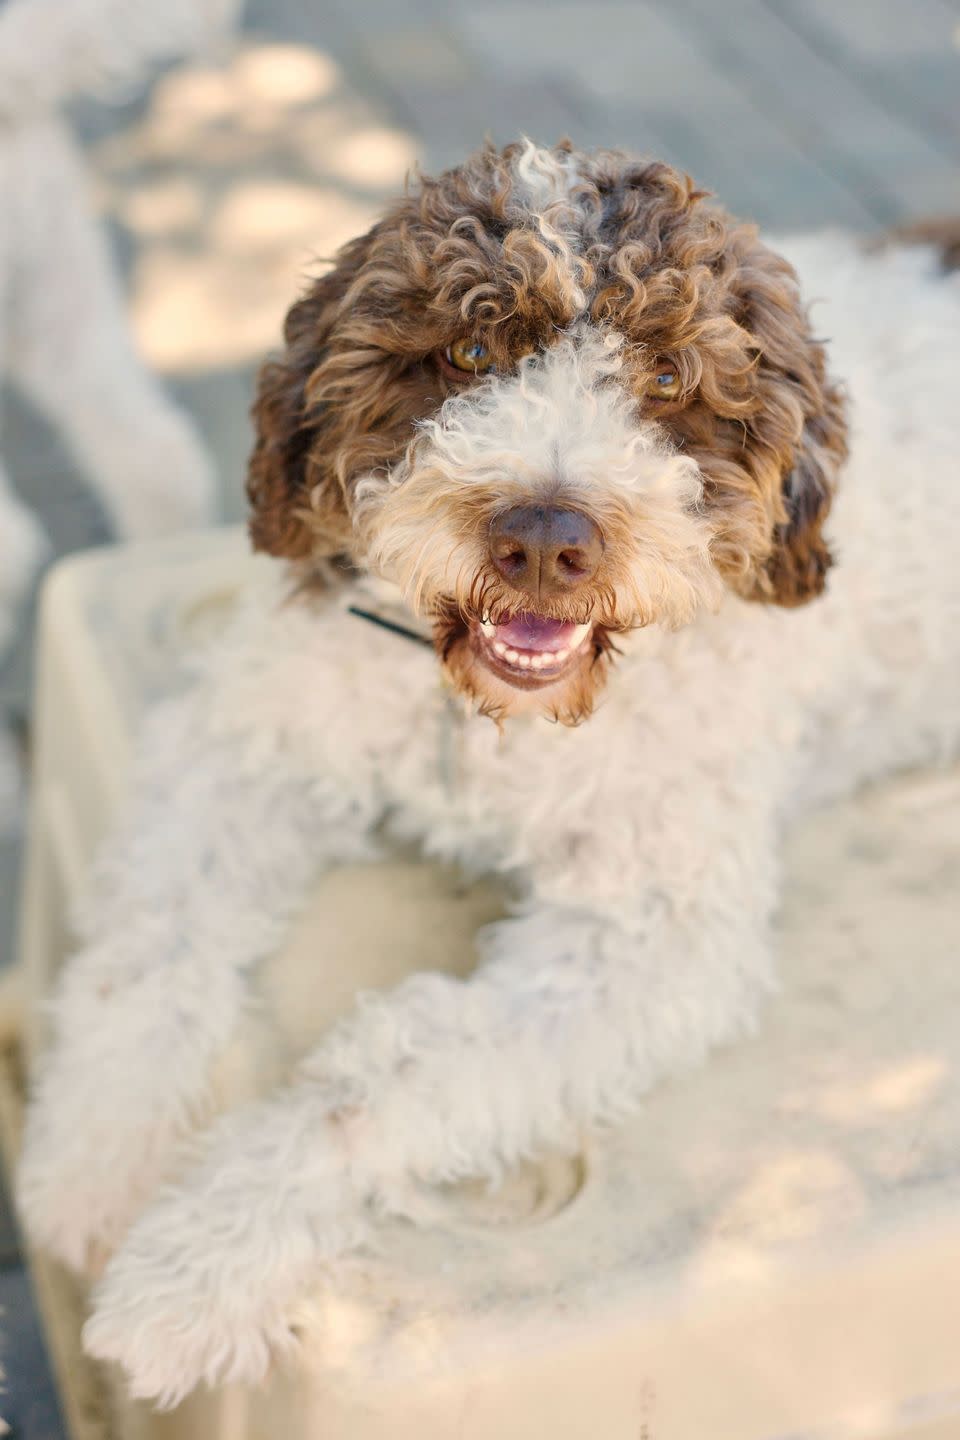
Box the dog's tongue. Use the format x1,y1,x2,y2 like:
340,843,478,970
495,613,579,653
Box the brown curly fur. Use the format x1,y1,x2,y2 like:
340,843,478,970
249,141,846,595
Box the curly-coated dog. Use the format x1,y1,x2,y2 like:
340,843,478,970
18,139,960,1406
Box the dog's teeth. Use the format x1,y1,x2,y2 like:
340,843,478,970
529,654,545,670
480,621,497,639
517,653,531,669
570,623,592,649
554,648,569,663
493,641,509,657
504,648,520,664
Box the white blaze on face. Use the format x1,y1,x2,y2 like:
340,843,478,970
512,139,583,210
355,326,722,629
510,140,589,312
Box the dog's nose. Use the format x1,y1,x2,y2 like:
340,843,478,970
489,504,603,598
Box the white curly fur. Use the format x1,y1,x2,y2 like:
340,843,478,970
0,0,238,670
17,230,960,1407
358,327,720,627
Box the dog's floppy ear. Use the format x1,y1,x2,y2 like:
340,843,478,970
762,386,847,606
732,230,848,608
247,232,370,561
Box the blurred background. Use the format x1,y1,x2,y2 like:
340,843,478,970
0,0,958,1431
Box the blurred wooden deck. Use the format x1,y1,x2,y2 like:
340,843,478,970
311,0,960,226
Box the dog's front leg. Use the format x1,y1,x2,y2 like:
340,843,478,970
18,684,382,1275
85,812,779,1405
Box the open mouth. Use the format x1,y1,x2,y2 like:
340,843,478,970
472,611,593,685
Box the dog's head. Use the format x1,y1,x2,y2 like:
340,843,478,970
249,140,847,723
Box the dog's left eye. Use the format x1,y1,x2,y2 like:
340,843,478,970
649,367,682,401
445,338,496,375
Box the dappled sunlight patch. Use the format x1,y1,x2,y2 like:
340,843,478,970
231,43,340,105
849,1054,948,1117
322,126,420,187
89,39,421,372
207,180,372,256
693,1149,867,1286
147,44,339,134
131,245,292,369
294,1291,383,1374
151,64,237,127
132,243,302,370
120,177,205,237
780,1054,949,1128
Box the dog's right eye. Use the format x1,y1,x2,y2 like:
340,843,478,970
444,338,496,375
648,366,683,401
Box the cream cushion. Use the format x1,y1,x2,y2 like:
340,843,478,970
13,530,960,1440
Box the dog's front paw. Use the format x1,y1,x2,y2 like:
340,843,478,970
84,1232,300,1407
83,1101,370,1406
19,1048,185,1276
17,948,215,1273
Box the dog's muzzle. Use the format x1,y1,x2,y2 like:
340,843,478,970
476,504,602,685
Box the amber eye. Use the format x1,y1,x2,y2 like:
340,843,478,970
650,366,682,401
445,337,496,375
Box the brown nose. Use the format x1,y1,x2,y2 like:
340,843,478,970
489,504,603,599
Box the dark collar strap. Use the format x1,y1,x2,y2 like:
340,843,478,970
347,605,434,650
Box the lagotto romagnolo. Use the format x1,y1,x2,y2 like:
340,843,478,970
18,140,960,1405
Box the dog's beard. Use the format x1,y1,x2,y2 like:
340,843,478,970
355,476,717,721
428,595,623,724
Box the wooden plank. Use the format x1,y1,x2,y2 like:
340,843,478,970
452,0,878,227
682,0,960,223
390,74,588,176
772,0,960,157
681,0,958,222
